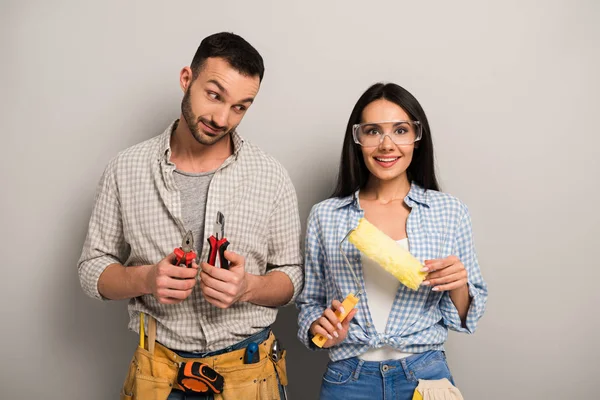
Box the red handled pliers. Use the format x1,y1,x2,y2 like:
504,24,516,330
207,211,229,269
174,230,197,268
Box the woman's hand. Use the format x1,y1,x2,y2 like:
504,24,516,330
421,255,468,292
309,299,358,348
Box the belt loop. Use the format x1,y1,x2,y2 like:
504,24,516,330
400,357,410,378
353,359,364,380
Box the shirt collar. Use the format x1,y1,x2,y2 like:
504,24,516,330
405,183,430,207
158,119,245,163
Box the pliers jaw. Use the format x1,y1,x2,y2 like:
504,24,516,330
175,230,197,268
212,211,225,240
181,231,195,253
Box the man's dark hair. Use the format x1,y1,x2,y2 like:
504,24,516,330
190,32,265,82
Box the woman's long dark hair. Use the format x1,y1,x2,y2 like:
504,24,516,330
332,83,440,198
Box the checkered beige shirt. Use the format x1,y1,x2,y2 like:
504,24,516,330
78,121,304,352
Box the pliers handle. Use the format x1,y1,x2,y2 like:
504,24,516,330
174,247,197,268
207,236,229,269
174,230,197,268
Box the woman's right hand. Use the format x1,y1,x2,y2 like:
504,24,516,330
309,299,358,348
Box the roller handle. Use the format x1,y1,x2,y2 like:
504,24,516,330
311,293,359,348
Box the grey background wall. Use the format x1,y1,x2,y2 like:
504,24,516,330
1,0,599,399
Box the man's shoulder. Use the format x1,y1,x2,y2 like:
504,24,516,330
116,134,163,163
106,134,164,174
239,139,290,180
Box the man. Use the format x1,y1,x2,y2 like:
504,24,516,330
78,32,302,399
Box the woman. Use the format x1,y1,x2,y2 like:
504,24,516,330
297,83,487,399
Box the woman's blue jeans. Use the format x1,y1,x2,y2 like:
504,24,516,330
320,350,455,400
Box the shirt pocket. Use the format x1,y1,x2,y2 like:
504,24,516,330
223,207,269,276
408,230,446,263
226,240,266,276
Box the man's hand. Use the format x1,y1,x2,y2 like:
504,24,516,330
309,300,358,349
200,250,248,309
421,255,468,292
146,253,198,304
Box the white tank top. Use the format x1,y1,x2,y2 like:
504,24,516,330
359,238,414,361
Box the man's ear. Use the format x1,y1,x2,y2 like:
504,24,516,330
180,66,193,93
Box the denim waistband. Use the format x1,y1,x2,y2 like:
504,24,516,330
331,350,445,376
171,327,271,359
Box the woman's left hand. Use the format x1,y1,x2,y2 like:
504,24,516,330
421,255,468,292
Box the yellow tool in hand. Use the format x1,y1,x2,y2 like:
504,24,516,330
349,218,426,290
311,218,427,348
311,228,363,348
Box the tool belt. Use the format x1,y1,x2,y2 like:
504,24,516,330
120,313,288,400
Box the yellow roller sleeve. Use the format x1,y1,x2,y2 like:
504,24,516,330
348,218,427,290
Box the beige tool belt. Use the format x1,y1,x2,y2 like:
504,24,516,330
120,314,288,400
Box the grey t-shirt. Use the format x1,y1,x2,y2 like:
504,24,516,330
173,169,215,255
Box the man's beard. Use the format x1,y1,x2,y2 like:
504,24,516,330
181,89,234,145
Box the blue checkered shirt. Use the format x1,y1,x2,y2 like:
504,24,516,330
296,184,488,362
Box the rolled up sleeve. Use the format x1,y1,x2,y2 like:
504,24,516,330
265,170,304,305
78,159,130,300
439,205,488,333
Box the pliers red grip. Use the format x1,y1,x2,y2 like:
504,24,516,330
174,230,197,268
207,211,229,269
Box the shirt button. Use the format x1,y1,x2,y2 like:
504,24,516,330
382,365,389,372
366,322,371,327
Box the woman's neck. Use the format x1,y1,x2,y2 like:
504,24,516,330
361,174,411,204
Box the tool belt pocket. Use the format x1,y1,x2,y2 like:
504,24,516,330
216,356,278,400
272,349,288,387
120,346,178,400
